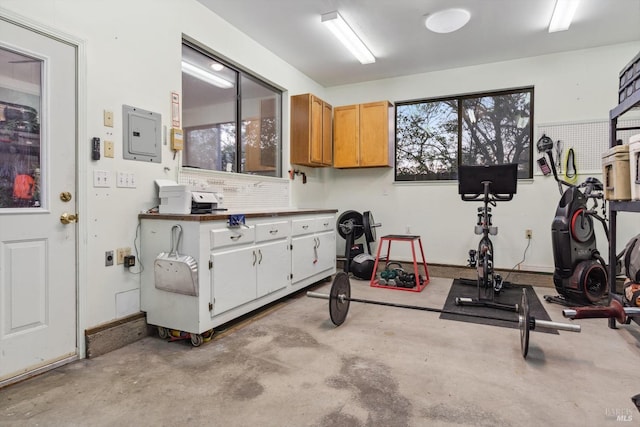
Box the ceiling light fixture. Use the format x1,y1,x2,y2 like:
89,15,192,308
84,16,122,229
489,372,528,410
210,62,224,72
548,0,580,33
425,8,471,34
321,11,375,65
181,61,234,89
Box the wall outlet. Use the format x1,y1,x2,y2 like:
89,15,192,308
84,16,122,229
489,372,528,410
105,250,114,266
116,247,131,264
525,229,533,239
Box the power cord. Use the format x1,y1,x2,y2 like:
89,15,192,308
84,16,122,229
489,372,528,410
127,220,144,275
503,238,531,283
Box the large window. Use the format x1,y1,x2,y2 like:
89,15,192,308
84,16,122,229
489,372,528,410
395,87,533,181
181,42,282,177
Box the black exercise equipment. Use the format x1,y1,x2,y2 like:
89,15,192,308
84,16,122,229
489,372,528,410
538,134,619,305
457,164,518,311
337,210,381,274
307,273,581,359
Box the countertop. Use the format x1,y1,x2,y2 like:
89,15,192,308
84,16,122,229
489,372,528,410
138,208,338,221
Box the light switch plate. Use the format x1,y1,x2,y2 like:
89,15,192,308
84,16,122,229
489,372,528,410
93,170,111,187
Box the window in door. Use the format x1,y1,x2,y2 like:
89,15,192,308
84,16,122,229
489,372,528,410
0,47,42,209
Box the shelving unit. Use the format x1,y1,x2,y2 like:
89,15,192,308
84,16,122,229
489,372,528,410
607,82,640,328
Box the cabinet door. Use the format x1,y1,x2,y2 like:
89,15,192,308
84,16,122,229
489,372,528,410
310,95,324,164
211,246,257,315
291,234,318,283
290,93,312,166
256,240,290,298
333,104,359,168
315,230,336,273
322,101,333,165
359,101,390,167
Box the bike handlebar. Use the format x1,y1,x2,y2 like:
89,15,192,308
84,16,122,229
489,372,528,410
460,193,514,202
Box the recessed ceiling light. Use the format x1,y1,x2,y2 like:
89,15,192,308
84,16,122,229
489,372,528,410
425,8,471,34
210,62,224,71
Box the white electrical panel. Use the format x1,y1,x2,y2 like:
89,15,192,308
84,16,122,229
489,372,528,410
122,105,162,163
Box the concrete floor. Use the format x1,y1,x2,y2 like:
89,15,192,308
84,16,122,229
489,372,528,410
1,276,639,427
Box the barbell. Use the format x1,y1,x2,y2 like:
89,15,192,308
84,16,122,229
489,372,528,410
562,299,640,323
307,272,581,358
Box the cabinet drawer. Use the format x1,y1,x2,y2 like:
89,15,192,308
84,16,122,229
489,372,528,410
210,227,255,249
255,221,291,242
315,216,334,232
292,218,316,236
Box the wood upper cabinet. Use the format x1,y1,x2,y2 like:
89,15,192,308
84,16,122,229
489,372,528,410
333,100,394,168
290,93,332,167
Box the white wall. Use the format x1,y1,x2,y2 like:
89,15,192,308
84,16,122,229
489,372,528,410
0,0,325,331
1,0,638,335
313,43,640,272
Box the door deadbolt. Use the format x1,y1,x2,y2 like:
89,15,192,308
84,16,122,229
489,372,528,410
60,192,72,202
60,213,78,224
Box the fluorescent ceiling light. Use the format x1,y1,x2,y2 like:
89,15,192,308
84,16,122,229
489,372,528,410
425,8,471,34
321,11,375,65
548,0,580,33
181,61,234,89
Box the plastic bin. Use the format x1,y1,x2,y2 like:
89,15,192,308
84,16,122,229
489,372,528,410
629,134,640,200
602,144,631,201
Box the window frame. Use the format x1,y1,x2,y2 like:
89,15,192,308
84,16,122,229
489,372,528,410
181,39,283,178
394,86,534,182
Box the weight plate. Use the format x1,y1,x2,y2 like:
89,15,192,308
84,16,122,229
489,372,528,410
329,272,351,326
337,210,364,240
363,211,376,243
519,288,530,358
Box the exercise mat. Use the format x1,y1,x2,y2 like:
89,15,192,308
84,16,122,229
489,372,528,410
440,279,558,334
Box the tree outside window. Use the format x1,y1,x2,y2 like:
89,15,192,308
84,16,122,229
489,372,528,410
396,87,533,181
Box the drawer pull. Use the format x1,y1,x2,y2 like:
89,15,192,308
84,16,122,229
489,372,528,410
269,229,279,235
230,234,242,241
302,225,309,229
323,222,329,227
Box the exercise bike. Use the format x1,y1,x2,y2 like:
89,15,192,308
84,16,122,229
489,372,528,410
537,135,616,305
456,164,519,311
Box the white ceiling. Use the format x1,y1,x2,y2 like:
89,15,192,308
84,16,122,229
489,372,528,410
197,0,640,87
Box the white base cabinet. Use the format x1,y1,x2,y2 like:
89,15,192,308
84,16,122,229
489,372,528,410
140,212,336,336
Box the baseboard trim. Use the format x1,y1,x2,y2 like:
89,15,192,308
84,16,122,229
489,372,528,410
85,312,152,358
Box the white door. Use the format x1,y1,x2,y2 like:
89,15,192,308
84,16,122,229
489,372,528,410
0,17,78,382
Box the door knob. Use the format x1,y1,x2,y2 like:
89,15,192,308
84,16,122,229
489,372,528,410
60,213,78,224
